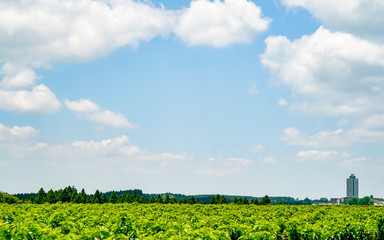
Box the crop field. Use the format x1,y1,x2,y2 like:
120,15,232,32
1,203,384,239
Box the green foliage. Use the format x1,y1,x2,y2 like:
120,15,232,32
0,192,20,204
348,196,374,205
378,216,384,240
0,204,383,239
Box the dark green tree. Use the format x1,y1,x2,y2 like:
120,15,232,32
46,189,57,204
303,197,312,205
101,193,108,204
60,187,71,203
92,190,102,204
35,188,47,204
138,196,146,203
124,194,132,203
251,199,259,205
210,195,216,204
188,196,197,204
233,197,239,204
149,196,156,203
164,194,170,204
73,194,84,203
109,191,118,203
243,198,250,205
79,188,87,203
179,198,187,204
156,194,163,204
348,197,359,205
260,195,271,205
358,196,373,205
219,195,227,204
132,191,139,202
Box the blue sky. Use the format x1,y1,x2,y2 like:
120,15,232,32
1,0,384,199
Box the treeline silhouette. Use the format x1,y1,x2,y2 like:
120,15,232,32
2,186,274,205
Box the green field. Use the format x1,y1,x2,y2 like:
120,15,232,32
1,203,384,239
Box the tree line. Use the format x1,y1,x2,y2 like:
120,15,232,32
1,186,274,205
1,186,377,205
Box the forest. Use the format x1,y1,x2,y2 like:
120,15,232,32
0,186,376,205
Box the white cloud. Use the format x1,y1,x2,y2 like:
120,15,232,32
261,27,384,117
0,82,60,114
281,0,384,39
26,135,195,174
64,98,99,113
72,135,140,156
174,0,270,47
0,0,175,67
0,124,39,141
65,99,138,129
0,68,37,90
0,0,270,68
248,82,259,95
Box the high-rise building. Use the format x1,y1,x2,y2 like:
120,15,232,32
346,174,358,198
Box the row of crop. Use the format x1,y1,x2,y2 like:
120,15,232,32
0,204,383,239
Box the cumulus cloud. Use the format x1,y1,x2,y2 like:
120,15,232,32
281,0,384,39
0,68,38,90
261,27,384,117
0,0,269,68
65,99,138,129
0,0,175,67
174,0,270,47
0,84,61,114
0,123,39,141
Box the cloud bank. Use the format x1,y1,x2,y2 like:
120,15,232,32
0,0,270,114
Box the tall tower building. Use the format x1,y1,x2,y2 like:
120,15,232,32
346,174,358,198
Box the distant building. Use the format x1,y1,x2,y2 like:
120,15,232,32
346,174,358,198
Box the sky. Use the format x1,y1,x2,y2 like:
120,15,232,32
0,0,384,199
